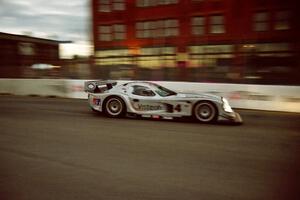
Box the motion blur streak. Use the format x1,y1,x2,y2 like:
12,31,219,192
0,96,299,200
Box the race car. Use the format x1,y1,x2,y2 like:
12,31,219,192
84,81,242,123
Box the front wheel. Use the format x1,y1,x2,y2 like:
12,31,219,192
193,101,218,123
104,97,126,118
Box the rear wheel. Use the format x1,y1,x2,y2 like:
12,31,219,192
193,101,218,123
104,96,126,117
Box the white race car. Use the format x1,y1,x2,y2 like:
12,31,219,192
84,81,242,123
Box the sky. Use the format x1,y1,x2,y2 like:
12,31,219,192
0,0,92,58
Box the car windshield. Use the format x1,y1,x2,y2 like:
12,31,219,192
151,83,177,97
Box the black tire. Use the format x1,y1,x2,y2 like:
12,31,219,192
193,101,218,123
103,96,126,118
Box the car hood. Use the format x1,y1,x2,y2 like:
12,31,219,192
175,92,221,100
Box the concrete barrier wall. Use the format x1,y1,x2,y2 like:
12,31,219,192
156,82,300,113
1,79,300,113
0,79,68,97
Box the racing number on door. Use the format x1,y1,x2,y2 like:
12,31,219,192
174,104,181,112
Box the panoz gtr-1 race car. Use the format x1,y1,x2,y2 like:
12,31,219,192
84,81,242,124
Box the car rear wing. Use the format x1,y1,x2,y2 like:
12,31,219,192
84,80,117,93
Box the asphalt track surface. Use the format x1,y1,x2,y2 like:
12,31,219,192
0,96,299,200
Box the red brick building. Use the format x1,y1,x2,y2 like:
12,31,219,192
92,0,299,84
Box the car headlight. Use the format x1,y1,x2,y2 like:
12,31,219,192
222,97,233,113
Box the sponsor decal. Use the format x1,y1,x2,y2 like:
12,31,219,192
133,103,162,111
152,115,160,119
227,91,274,101
50,84,68,93
174,104,181,112
93,98,101,105
71,85,84,92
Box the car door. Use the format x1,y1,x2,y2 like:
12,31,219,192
127,85,166,114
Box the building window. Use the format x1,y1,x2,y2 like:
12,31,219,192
159,0,178,5
138,47,176,68
164,19,178,36
99,0,125,12
113,24,126,40
18,42,35,56
99,0,111,12
210,15,225,34
136,22,147,38
192,17,205,35
274,11,291,30
136,19,178,38
136,0,178,7
253,12,269,32
99,24,126,41
113,0,125,10
189,45,234,68
99,26,112,41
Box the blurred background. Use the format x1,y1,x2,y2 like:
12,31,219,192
1,2,300,199
0,0,299,85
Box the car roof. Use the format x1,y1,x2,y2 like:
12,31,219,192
122,81,158,87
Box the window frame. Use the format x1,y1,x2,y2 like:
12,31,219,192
274,10,291,31
209,15,225,34
98,24,126,41
253,11,269,32
131,85,156,97
98,0,126,12
192,16,205,36
136,19,179,38
99,0,111,12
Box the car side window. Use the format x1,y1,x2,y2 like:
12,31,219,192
132,85,156,97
